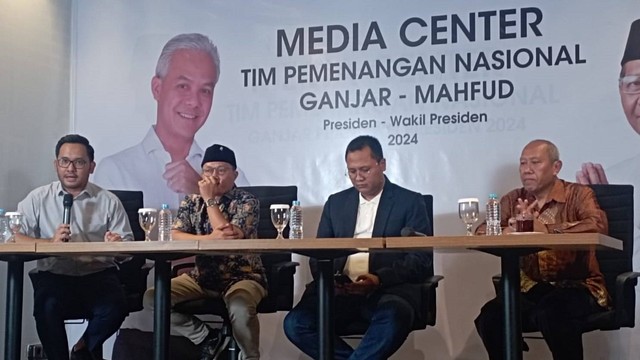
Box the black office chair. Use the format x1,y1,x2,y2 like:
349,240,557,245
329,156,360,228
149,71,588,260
109,190,153,313
578,184,638,332
337,194,443,336
492,184,638,350
172,186,299,359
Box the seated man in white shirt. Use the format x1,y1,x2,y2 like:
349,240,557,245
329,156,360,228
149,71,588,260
17,134,132,360
283,135,432,360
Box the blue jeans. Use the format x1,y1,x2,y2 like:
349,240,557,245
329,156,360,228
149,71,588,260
31,269,128,360
284,289,415,360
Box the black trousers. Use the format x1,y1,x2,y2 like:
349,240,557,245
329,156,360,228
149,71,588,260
30,268,128,360
474,284,604,360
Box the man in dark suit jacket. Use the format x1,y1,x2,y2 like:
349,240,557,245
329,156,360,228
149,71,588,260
284,135,432,360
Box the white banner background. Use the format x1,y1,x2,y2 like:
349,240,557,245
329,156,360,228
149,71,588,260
73,1,640,358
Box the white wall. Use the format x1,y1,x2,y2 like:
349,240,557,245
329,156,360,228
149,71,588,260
0,0,72,358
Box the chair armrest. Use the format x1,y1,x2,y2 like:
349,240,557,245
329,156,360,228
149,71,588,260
269,261,299,274
424,275,444,288
142,262,154,272
266,261,299,287
171,262,195,278
492,274,502,296
614,271,640,327
259,261,299,312
419,275,443,299
419,275,443,327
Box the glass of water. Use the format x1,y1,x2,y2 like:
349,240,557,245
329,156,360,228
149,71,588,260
270,204,290,239
137,208,157,242
5,212,23,243
458,198,480,236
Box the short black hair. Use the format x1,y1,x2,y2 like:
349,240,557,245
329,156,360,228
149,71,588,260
345,135,384,162
55,134,95,162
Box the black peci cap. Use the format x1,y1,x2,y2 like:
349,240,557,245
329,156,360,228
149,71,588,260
201,144,237,169
622,19,640,66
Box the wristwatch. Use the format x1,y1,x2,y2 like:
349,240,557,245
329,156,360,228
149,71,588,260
206,197,222,207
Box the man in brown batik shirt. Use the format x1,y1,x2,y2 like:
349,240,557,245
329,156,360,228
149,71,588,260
475,139,608,360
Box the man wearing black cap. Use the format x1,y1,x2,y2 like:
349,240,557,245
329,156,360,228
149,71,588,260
143,144,266,360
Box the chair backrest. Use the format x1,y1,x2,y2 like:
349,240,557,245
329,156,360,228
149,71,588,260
419,194,436,326
423,194,434,236
589,184,634,305
109,190,149,312
109,190,145,241
238,185,298,239
238,186,298,312
579,184,640,333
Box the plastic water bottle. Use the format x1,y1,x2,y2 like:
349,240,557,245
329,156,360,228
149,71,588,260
0,209,7,242
158,204,172,241
289,200,303,239
486,193,502,235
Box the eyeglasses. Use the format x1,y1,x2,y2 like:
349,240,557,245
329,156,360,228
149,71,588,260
57,158,88,169
619,75,640,94
202,166,232,176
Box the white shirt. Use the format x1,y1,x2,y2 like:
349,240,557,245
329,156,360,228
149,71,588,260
343,191,382,281
17,181,133,275
93,126,249,209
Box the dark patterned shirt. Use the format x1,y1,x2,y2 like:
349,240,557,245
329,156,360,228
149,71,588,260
173,187,267,293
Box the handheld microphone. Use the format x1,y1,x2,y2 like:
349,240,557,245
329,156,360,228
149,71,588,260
63,194,73,225
401,227,428,237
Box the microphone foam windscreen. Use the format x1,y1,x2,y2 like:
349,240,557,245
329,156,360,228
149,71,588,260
63,194,73,207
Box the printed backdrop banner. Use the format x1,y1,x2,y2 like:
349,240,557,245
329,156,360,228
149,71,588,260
74,1,640,359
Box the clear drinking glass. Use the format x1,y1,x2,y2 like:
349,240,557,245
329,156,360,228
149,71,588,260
5,212,23,243
137,208,157,242
458,198,480,236
270,204,290,239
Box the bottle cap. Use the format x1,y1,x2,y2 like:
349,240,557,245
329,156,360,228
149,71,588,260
161,204,169,210
489,193,498,199
292,200,300,206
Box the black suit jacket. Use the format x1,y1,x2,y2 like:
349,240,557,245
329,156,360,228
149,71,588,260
312,178,433,323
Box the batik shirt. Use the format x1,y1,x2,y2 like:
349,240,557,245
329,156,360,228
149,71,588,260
173,187,267,293
501,179,610,308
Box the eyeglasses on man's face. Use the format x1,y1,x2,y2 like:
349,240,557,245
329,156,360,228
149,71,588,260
202,165,232,176
619,75,640,94
57,158,88,169
345,164,379,178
